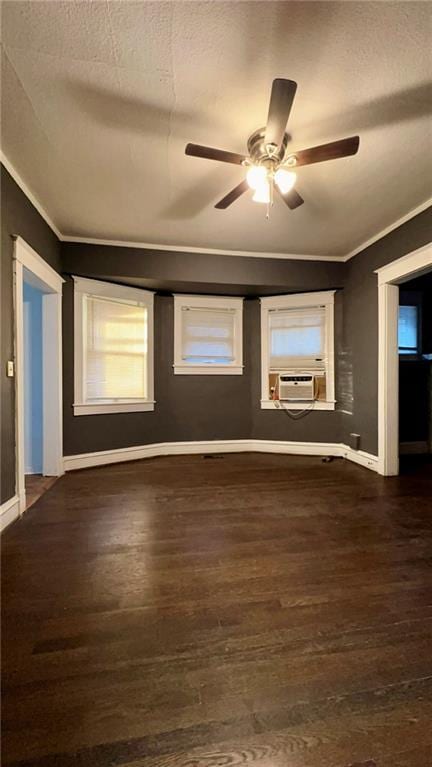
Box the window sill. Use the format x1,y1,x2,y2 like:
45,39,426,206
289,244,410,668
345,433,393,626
260,399,336,411
73,401,155,416
174,365,243,375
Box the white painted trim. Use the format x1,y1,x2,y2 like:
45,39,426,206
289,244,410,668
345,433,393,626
14,236,64,291
260,291,335,409
42,293,64,474
64,235,338,262
14,259,26,513
173,366,243,376
173,294,243,375
259,291,336,310
62,204,432,262
378,283,400,476
340,445,380,471
254,440,342,457
377,242,432,476
375,243,432,285
73,276,155,415
344,199,432,261
73,275,153,303
63,439,379,473
2,151,430,263
260,400,335,411
1,495,20,533
399,441,429,455
13,238,64,513
64,440,254,470
73,401,155,416
1,153,62,239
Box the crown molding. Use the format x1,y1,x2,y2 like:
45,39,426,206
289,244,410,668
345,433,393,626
61,234,340,262
2,151,430,264
343,198,432,262
0,151,62,239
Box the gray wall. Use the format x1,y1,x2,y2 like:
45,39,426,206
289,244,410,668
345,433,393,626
340,208,432,454
1,164,61,503
61,247,344,456
63,285,253,455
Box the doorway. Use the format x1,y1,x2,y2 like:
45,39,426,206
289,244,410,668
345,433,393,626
377,242,432,475
398,271,432,474
13,237,64,513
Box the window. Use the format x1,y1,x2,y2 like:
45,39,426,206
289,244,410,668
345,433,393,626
398,305,419,355
174,295,243,374
73,277,154,415
260,291,335,410
269,307,326,370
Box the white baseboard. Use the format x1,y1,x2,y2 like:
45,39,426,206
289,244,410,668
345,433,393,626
399,441,429,455
63,440,253,471
340,445,380,471
1,495,20,533
64,439,379,474
252,439,342,457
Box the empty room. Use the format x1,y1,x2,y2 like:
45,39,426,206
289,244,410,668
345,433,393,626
1,1,431,766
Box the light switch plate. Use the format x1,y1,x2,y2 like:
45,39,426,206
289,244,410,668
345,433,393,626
7,360,14,377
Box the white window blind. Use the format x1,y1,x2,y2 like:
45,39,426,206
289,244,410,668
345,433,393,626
85,295,147,400
181,307,235,365
269,306,326,370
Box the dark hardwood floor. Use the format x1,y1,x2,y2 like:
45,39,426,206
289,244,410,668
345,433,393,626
25,474,58,511
2,453,432,767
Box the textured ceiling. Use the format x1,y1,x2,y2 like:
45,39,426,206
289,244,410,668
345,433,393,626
1,1,431,258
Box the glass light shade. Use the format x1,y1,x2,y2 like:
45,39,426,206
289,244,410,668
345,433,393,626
275,168,297,194
252,181,270,204
246,165,267,190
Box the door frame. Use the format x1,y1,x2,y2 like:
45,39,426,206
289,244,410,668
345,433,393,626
13,237,64,513
376,242,432,476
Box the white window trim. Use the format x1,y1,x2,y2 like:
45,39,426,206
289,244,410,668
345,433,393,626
173,294,244,375
73,276,154,415
260,290,336,411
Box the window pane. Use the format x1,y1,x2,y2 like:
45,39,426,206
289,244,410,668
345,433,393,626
182,308,235,364
85,296,147,400
398,305,418,353
269,307,325,369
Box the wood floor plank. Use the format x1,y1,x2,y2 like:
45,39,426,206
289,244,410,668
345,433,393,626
2,453,432,766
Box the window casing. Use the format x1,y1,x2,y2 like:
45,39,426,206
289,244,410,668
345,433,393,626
73,277,154,415
260,291,336,410
174,295,243,374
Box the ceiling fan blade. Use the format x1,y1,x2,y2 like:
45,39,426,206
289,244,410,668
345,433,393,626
289,136,360,167
276,186,304,210
215,180,249,209
264,79,297,149
185,143,246,166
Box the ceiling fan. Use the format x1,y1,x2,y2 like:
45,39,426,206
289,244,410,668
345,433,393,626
185,79,359,215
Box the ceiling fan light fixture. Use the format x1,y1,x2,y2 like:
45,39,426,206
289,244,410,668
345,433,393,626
246,164,267,190
275,168,297,194
252,180,271,204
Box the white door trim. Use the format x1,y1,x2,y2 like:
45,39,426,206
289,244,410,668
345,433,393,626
376,242,432,475
13,236,64,513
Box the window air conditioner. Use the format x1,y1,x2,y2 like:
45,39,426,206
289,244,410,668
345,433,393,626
278,373,315,401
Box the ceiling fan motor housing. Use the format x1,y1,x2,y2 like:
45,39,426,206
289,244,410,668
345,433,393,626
247,127,289,166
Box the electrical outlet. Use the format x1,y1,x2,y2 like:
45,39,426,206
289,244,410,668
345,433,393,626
7,360,14,378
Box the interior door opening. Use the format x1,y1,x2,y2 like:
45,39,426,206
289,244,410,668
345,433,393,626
13,237,64,515
398,270,432,475
22,280,58,509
